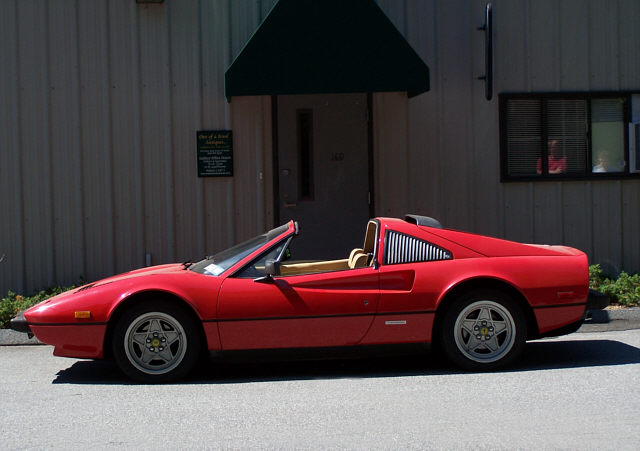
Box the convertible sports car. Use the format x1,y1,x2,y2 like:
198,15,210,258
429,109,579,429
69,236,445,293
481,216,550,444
11,214,604,382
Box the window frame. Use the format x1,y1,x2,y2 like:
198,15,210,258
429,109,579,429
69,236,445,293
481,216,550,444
296,108,315,201
499,91,639,182
231,235,293,279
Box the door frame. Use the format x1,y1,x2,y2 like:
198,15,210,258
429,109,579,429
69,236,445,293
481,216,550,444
270,93,376,226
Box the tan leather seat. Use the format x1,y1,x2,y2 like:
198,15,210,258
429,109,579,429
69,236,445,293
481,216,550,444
348,248,363,266
350,252,369,269
348,248,365,269
281,259,349,275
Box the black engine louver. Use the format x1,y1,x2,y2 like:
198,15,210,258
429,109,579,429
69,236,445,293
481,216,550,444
385,231,452,265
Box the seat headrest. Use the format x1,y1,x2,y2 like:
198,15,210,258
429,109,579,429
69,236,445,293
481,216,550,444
352,253,368,269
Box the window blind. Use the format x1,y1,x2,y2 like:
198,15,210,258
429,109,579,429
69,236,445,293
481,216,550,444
505,99,541,176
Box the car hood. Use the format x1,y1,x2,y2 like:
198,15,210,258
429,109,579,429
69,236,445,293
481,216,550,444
76,263,186,291
424,227,583,257
22,263,206,324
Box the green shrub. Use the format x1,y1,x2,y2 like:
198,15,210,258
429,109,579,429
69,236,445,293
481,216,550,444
599,272,640,307
0,286,75,329
589,264,606,290
589,264,640,307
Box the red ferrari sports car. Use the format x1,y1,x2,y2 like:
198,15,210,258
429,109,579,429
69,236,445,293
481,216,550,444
12,215,604,382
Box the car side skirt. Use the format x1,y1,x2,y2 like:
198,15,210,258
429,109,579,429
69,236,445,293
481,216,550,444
359,312,434,345
212,311,435,350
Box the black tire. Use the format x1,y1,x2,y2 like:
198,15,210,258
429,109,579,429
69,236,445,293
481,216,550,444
440,290,527,371
112,300,202,383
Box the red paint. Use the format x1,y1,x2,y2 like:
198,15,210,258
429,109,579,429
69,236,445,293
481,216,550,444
379,269,415,291
534,305,586,334
31,324,106,358
361,313,434,345
19,217,590,366
217,267,379,349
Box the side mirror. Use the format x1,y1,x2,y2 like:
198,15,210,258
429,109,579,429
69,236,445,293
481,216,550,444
255,259,280,284
265,259,280,276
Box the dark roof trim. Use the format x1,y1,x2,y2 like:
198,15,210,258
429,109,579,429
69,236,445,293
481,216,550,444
404,214,443,229
225,0,430,100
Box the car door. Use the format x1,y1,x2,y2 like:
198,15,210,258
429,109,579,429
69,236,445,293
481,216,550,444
217,267,379,350
358,228,453,345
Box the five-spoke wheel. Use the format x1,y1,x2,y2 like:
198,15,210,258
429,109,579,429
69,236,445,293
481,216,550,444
441,290,526,370
113,301,201,382
124,312,187,375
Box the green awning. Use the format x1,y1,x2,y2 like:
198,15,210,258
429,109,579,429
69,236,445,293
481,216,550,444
225,0,430,99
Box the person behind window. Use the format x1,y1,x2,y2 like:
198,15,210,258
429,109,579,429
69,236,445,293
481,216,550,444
593,150,609,172
537,139,567,174
593,149,626,173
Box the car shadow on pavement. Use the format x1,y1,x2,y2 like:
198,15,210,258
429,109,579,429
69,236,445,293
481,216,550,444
52,338,640,385
512,339,640,372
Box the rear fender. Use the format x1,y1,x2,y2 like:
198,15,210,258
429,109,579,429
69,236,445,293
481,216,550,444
433,276,539,341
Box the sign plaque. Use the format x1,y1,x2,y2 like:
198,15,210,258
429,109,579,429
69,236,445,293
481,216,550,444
196,130,233,177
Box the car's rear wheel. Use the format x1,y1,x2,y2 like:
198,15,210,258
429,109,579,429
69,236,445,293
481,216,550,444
112,301,202,382
440,290,526,371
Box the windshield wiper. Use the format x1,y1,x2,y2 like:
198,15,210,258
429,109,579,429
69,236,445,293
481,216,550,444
181,260,193,269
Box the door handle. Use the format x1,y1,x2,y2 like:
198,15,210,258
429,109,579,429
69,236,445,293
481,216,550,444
284,202,297,208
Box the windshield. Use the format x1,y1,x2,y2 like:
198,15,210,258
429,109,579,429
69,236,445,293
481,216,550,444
189,223,291,276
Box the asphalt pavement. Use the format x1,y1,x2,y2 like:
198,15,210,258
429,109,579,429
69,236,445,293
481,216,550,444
1,329,639,449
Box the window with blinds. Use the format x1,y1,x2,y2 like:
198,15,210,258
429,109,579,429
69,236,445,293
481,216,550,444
500,93,636,180
591,98,625,173
546,99,587,174
505,99,541,176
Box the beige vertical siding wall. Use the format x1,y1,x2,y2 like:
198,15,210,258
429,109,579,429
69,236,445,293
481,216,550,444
0,0,278,294
1,0,639,295
374,0,640,275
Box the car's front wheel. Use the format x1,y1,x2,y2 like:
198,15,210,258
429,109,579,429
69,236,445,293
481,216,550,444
440,290,527,371
112,301,202,383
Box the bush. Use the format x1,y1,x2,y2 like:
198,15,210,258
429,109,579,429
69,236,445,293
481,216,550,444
589,264,640,307
589,264,606,290
0,286,75,329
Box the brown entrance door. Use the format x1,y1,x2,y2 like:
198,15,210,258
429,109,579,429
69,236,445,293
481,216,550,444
277,93,370,260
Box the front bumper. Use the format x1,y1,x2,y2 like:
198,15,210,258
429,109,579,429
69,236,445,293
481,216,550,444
587,289,609,310
10,311,34,337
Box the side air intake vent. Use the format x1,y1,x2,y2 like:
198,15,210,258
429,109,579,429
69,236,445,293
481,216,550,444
385,231,452,265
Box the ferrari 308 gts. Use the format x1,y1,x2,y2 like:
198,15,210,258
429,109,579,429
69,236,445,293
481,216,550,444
11,215,602,382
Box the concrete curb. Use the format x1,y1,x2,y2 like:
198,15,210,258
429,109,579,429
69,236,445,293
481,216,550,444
607,307,640,321
0,329,42,345
579,307,640,333
1,307,639,345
